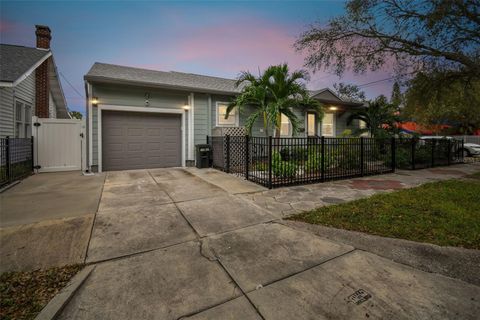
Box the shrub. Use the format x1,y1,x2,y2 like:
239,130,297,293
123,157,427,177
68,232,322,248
279,147,308,162
336,148,362,170
272,151,298,178
384,146,411,169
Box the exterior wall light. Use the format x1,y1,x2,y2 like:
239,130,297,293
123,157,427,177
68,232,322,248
182,104,190,110
91,97,99,105
329,106,338,111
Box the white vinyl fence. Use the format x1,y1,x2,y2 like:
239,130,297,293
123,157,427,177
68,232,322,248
32,116,86,172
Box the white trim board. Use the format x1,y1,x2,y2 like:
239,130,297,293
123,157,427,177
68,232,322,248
96,104,186,172
188,93,194,160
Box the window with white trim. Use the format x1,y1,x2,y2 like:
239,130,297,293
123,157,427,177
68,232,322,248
321,113,334,136
14,100,32,138
216,102,237,126
280,113,291,136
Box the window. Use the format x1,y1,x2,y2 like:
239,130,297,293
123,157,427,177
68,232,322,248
321,113,335,136
307,113,317,136
280,113,290,136
14,100,32,138
216,102,237,126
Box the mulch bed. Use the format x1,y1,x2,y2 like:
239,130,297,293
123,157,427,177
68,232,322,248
0,264,83,320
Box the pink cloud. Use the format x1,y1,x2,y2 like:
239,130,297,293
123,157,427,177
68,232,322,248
163,21,306,74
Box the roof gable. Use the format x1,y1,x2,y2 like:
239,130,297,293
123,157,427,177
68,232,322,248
0,44,51,84
310,88,344,102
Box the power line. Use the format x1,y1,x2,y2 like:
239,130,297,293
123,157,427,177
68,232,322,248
59,72,84,98
357,77,395,88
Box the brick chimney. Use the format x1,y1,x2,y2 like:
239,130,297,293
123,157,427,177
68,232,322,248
35,25,51,118
35,25,51,49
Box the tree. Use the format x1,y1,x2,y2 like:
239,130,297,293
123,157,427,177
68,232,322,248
295,0,480,80
404,72,480,134
347,97,399,137
69,111,83,119
333,82,366,102
390,82,402,107
227,64,324,136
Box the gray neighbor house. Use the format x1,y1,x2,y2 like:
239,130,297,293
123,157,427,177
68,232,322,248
0,25,69,139
84,62,364,172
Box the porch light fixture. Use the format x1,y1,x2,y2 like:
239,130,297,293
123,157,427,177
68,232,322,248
91,97,99,105
182,104,190,110
329,106,338,111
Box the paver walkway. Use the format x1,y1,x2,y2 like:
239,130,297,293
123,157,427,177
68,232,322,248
239,164,480,217
58,165,480,319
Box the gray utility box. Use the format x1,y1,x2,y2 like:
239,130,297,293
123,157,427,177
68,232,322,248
195,144,211,169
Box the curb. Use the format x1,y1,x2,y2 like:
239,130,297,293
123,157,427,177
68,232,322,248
35,265,95,320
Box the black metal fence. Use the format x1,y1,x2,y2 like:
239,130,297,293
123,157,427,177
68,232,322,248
208,135,464,188
0,137,34,187
394,138,464,170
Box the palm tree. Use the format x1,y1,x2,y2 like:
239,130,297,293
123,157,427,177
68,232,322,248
226,64,323,136
347,97,399,138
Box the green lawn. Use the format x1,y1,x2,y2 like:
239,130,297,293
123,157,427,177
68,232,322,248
0,265,83,320
289,175,480,249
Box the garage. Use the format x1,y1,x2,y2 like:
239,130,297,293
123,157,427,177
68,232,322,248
101,111,182,171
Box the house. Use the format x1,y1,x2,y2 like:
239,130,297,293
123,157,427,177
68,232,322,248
0,25,69,139
84,63,364,172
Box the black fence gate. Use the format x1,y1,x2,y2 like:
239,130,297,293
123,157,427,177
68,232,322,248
0,137,34,187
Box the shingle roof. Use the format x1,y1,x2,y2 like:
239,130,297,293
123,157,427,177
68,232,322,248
85,62,242,94
0,44,50,82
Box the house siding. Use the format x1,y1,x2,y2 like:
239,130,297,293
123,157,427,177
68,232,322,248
0,87,14,138
193,93,209,146
0,71,36,138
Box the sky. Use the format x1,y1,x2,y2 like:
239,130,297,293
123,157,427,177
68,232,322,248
1,0,395,114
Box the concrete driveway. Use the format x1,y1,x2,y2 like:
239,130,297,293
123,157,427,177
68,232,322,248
0,171,105,272
57,167,480,320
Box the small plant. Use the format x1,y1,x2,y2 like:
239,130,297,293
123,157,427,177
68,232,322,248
304,148,321,172
272,151,298,178
254,162,268,171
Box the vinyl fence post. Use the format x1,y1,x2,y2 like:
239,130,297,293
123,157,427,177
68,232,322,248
5,136,10,183
245,135,249,181
411,138,416,170
268,136,273,189
391,137,396,172
225,135,231,173
31,136,34,172
360,137,365,176
321,136,325,182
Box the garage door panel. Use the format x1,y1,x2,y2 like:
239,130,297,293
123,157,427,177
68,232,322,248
102,111,182,171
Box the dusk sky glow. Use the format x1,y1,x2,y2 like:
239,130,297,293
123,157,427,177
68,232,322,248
1,1,395,114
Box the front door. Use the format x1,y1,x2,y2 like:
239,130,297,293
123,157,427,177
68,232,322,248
306,112,318,137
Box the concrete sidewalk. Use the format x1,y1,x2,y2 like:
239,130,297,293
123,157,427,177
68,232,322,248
57,165,480,320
